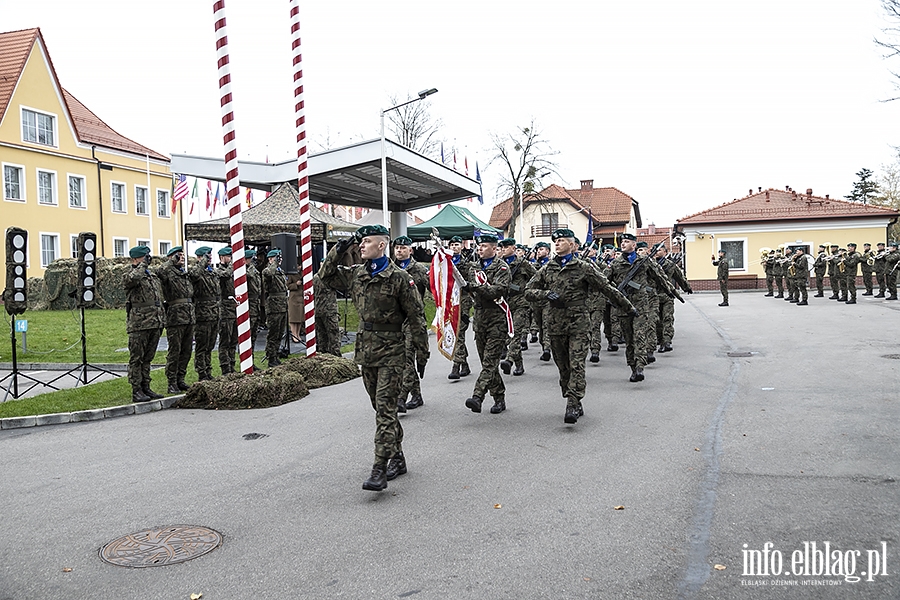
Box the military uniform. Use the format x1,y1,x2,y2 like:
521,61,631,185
657,255,691,351
813,248,827,297
449,250,474,379
827,247,841,299
530,250,552,359
319,225,428,491
874,244,888,297
500,242,537,376
314,273,342,357
155,246,194,393
884,243,899,300
772,253,785,298
764,252,775,296
395,248,429,410
124,246,165,402
843,246,861,303
712,252,729,305
526,233,634,422
245,250,262,356
782,250,797,302
599,251,622,350
188,246,221,381
860,246,875,295
262,251,289,366
791,252,810,305
216,248,238,374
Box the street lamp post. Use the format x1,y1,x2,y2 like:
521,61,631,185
380,88,438,232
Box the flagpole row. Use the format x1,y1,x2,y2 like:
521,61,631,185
290,0,316,357
213,0,253,373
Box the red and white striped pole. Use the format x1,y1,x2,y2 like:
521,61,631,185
213,0,253,373
290,0,316,357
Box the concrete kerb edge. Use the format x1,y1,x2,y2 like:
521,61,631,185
0,394,183,430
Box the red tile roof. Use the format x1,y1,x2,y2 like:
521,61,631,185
488,182,636,230
676,188,899,225
0,27,167,162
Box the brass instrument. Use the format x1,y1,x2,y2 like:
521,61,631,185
759,247,773,260
788,262,797,276
867,252,876,266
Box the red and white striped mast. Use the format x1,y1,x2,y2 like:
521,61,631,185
212,0,253,373
290,0,316,357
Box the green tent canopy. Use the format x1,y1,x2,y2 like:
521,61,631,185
407,204,502,241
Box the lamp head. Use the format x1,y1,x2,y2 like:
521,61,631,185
417,88,438,99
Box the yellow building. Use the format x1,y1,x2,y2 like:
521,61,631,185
1,28,176,277
674,187,899,288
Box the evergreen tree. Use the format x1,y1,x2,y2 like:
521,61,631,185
845,168,880,204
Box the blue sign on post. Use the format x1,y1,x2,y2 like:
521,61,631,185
15,320,27,332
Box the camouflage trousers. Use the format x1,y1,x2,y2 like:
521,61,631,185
621,291,651,369
361,365,404,465
472,308,507,401
399,335,422,400
128,327,162,390
530,303,551,351
845,274,857,300
218,317,237,374
766,274,775,294
249,313,259,356
814,272,826,295
719,279,729,303
164,323,194,385
876,272,886,295
786,275,797,300
549,328,590,406
775,276,784,295
794,277,808,302
194,319,219,379
266,311,287,363
887,268,898,296
829,273,841,296
645,292,659,352
316,310,342,357
861,268,874,294
656,294,675,346
603,304,620,344
505,304,531,364
452,309,471,366
837,273,849,297
588,307,603,353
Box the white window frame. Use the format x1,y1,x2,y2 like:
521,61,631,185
3,162,26,202
39,232,60,268
21,106,58,148
135,185,149,216
137,239,150,251
717,237,749,272
68,174,87,209
113,237,129,258
110,181,126,214
70,234,80,258
36,168,58,206
156,188,171,218
158,240,172,256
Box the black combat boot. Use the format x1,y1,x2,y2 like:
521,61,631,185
887,294,898,301
863,291,873,296
362,464,387,491
875,291,885,298
489,399,506,414
845,298,856,304
839,295,847,302
132,388,151,403
775,293,784,298
177,380,190,391
405,393,423,410
396,397,407,413
458,362,471,377
589,351,600,363
607,343,619,352
764,292,774,297
529,333,538,343
465,396,483,413
167,382,181,395
520,339,528,351
500,359,512,375
385,453,407,481
718,301,729,306
814,293,824,297
646,352,656,364
512,360,525,376
662,342,673,352
540,349,551,361
448,363,461,380
797,300,808,306
629,367,645,383
564,405,579,424
142,385,163,400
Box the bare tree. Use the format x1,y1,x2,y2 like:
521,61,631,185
875,157,900,240
487,119,560,240
876,0,900,100
385,94,443,159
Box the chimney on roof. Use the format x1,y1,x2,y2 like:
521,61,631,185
580,180,593,191
758,187,762,192
765,191,770,201
825,194,829,200
792,190,797,199
806,188,813,196
648,223,656,235
749,189,753,196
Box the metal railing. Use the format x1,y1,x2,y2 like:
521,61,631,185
531,223,567,237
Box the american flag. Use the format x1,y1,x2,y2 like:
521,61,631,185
172,174,189,211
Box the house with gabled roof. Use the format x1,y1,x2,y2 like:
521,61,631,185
674,186,900,289
488,179,641,247
0,27,175,276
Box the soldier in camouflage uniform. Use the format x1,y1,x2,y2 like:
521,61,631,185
860,243,875,295
244,249,262,363
874,242,888,297
598,245,622,351
498,237,536,376
530,242,553,361
461,234,511,415
526,229,634,424
783,248,799,302
188,246,220,381
885,241,899,300
655,244,692,352
712,249,729,306
216,247,238,374
791,247,810,305
448,236,474,380
314,272,342,357
813,245,828,297
320,224,428,492
607,233,674,382
843,243,861,304
827,244,842,300
763,250,776,296
393,236,430,411
581,245,604,363
124,245,165,402
772,249,785,298
637,242,660,364
155,245,194,394
263,249,289,366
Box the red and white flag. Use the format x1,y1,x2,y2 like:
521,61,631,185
429,248,461,361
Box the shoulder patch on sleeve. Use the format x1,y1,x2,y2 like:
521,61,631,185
409,279,416,287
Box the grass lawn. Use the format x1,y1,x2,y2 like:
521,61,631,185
0,296,435,419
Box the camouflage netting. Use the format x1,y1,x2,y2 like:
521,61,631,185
24,256,157,311
277,353,360,389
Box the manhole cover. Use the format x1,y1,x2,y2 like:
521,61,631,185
882,354,900,360
727,351,754,357
100,525,223,568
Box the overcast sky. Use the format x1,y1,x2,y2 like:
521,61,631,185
5,0,900,227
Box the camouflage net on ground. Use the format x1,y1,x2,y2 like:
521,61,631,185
24,257,152,311
178,353,359,410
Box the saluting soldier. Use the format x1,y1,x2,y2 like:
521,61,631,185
124,245,165,402
263,249,289,366
884,241,899,300
244,249,262,361
216,247,238,374
813,245,828,297
155,245,194,394
525,229,634,424
843,243,862,304
607,234,673,383
461,234,511,415
712,249,729,306
188,246,220,381
498,237,537,376
319,224,429,491
860,243,875,295
447,236,473,380
655,244,692,352
393,235,429,411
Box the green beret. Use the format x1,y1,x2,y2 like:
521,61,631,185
449,236,463,243
602,244,615,250
877,242,886,246
195,246,212,257
550,228,576,241
393,236,412,246
166,245,183,257
890,241,899,248
478,234,499,244
535,241,550,249
498,238,516,247
357,224,390,238
267,249,282,258
218,247,233,256
636,241,648,248
129,245,151,259
847,242,857,248
863,243,871,247
244,249,256,259
620,233,637,241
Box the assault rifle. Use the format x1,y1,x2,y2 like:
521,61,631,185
616,240,684,303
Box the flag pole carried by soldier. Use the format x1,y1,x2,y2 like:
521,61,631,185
188,246,220,381
393,235,430,412
525,229,634,424
154,245,195,394
319,224,429,492
124,245,165,402
446,236,474,381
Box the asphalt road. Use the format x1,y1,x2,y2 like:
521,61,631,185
1,291,898,599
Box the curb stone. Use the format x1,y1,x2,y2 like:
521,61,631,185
1,394,184,430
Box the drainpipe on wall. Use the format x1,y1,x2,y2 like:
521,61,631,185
92,145,107,256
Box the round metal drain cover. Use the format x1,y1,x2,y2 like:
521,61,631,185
100,525,223,568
